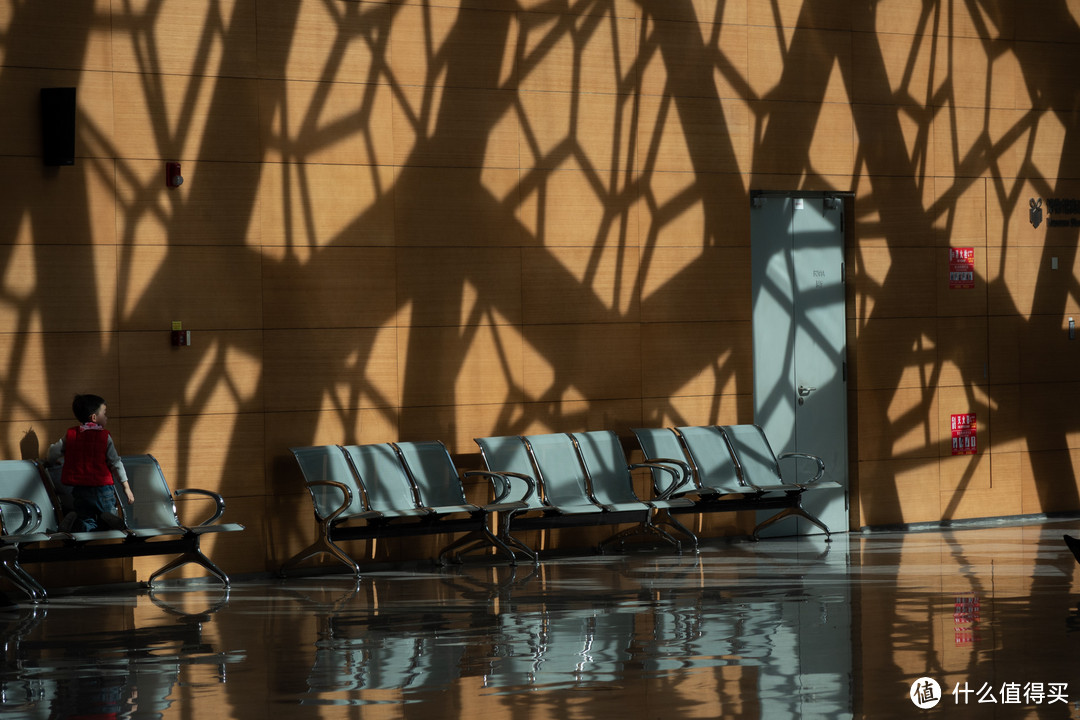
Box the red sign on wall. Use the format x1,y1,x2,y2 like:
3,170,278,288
951,413,977,455
950,247,975,289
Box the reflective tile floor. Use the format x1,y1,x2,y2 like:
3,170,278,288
3,519,1080,719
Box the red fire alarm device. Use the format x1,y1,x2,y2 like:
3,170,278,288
165,161,183,188
170,321,190,346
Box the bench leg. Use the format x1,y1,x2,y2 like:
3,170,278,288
1,553,47,602
752,506,832,541
147,537,231,589
278,536,362,578
598,516,682,554
656,510,699,552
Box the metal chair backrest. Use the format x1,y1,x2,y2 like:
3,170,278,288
118,455,182,529
340,444,420,514
291,445,367,520
674,426,745,494
523,433,594,508
475,436,544,510
393,441,469,508
719,425,783,490
569,431,639,506
631,427,691,496
0,460,56,534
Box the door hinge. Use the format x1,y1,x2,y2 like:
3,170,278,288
841,262,845,283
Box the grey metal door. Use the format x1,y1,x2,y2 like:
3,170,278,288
751,193,848,535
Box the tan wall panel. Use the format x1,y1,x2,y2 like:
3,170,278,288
516,164,640,247
851,31,933,106
641,392,752,429
857,386,939,462
259,162,395,248
1015,1,1080,43
522,245,640,324
397,247,521,327
258,79,395,166
518,13,638,95
857,457,941,527
117,160,262,246
638,95,749,174
522,323,640,402
1014,40,1080,111
853,175,936,249
646,0,746,24
1021,449,1080,515
390,4,514,91
113,73,261,161
0,244,117,333
852,104,935,179
118,330,263,417
0,68,115,160
747,27,851,104
749,0,850,29
112,0,258,78
263,327,398,411
121,413,264,497
988,383,1022,453
1016,246,1080,317
401,324,524,407
393,86,518,168
985,245,1020,316
1023,108,1080,179
933,106,1020,179
987,316,1020,384
937,36,1015,110
938,450,993,503
394,167,527,247
255,0,380,82
640,20,748,100
1019,382,1080,453
518,89,636,172
263,246,397,329
640,246,752,322
638,171,749,248
118,245,262,331
641,321,751,400
851,246,937,319
937,317,989,390
0,332,119,422
751,100,853,177
855,318,938,390
398,402,523,456
0,0,112,71
0,157,117,245
1019,315,1080,384
934,176,987,247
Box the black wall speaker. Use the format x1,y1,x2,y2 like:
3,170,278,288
40,87,76,166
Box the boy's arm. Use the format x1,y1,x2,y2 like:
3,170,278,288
105,436,135,503
47,436,65,465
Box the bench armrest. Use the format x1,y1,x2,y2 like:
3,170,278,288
300,479,356,524
630,458,693,499
777,452,826,484
464,470,535,504
174,488,228,526
0,497,44,535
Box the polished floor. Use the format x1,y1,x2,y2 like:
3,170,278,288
3,519,1080,719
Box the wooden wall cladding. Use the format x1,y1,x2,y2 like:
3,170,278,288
6,0,1080,580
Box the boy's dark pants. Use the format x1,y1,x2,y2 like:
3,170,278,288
70,485,116,532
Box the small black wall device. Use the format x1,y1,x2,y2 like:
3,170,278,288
41,87,76,166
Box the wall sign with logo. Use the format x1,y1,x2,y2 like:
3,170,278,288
951,413,977,455
949,248,975,289
1030,197,1080,228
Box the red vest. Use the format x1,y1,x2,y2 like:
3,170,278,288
60,425,115,487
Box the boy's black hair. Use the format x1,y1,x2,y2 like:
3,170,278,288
72,394,106,424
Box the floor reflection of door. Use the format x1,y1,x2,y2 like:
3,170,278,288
751,192,849,535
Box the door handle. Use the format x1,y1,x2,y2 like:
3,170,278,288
798,385,817,397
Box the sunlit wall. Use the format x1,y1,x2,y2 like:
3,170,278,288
1,0,1078,580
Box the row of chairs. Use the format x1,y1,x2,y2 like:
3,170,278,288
0,456,243,602
285,424,836,576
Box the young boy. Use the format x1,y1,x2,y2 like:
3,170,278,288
47,394,135,532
